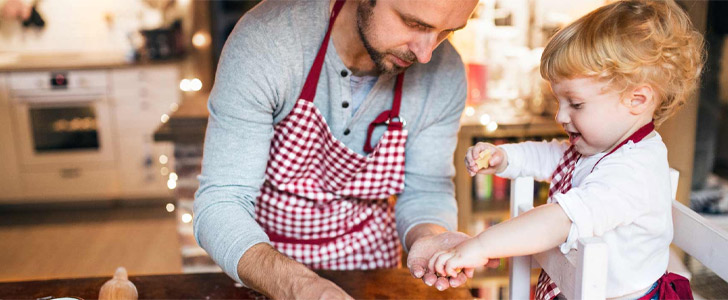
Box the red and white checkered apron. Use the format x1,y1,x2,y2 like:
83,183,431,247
255,0,405,270
535,122,655,300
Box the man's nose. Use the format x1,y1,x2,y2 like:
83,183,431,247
409,33,438,64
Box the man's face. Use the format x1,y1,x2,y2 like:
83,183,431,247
356,0,478,75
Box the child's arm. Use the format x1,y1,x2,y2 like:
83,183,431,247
429,203,572,277
466,140,569,181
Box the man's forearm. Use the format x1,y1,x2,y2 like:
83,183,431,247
237,243,320,299
405,223,449,250
475,203,571,258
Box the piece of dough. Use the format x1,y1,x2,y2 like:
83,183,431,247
476,149,493,169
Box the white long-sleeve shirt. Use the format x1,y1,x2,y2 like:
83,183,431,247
498,133,673,298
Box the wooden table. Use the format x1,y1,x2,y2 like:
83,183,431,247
0,269,474,299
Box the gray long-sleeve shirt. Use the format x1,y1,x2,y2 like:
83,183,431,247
193,0,467,284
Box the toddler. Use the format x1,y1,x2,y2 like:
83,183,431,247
429,1,704,299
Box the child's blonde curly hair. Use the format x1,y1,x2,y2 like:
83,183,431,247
540,0,705,126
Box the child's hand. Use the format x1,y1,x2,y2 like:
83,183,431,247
428,239,490,278
465,143,507,176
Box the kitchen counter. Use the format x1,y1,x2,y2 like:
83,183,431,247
153,91,209,144
0,268,473,299
0,52,183,72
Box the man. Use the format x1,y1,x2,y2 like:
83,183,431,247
194,0,480,298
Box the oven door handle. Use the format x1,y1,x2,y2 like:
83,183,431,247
12,89,106,104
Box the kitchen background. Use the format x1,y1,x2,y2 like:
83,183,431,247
0,0,726,299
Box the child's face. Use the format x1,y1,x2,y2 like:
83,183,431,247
551,77,636,156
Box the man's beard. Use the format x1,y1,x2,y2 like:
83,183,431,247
356,1,416,75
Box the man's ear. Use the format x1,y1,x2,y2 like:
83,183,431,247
622,84,654,115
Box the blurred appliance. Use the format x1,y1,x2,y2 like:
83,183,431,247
209,0,260,68
9,70,119,200
140,20,185,61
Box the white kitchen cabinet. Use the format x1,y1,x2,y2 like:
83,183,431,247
18,166,119,202
115,135,174,199
111,65,180,198
0,65,181,203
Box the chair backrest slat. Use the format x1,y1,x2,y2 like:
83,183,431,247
672,200,728,282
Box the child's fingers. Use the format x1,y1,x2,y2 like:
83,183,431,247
471,148,504,175
467,144,491,164
433,252,454,277
466,145,482,164
485,258,500,268
488,151,503,167
465,148,480,175
464,156,478,176
464,267,475,278
427,250,447,274
469,165,480,176
445,261,461,278
466,146,476,164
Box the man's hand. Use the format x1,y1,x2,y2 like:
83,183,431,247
238,243,354,300
295,276,354,300
406,225,501,291
407,230,473,291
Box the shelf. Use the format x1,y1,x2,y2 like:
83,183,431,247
459,118,565,140
455,117,564,234
454,117,567,299
472,200,510,219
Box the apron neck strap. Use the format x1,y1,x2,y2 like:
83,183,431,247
390,73,404,119
298,0,346,102
363,73,405,153
590,121,655,173
296,0,407,154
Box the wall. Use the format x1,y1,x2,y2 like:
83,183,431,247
722,36,728,103
659,0,708,205
0,0,180,55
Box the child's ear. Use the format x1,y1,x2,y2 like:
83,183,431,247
622,84,654,115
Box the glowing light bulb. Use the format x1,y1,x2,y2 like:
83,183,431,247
192,31,210,48
486,121,499,132
479,114,491,125
181,213,192,223
179,79,191,91
190,78,202,91
166,203,175,212
159,155,168,164
465,106,475,117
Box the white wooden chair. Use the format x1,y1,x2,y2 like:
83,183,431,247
508,169,728,299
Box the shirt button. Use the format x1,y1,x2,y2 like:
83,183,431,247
341,70,349,77
344,128,351,135
342,101,350,108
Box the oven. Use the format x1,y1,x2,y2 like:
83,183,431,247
9,70,119,200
